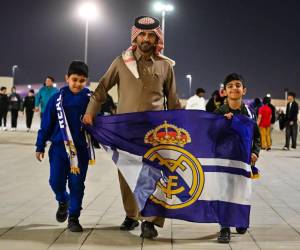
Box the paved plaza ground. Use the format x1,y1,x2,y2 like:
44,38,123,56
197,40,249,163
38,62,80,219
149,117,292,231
1,114,300,249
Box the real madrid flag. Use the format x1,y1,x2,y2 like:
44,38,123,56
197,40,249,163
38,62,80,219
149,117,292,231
85,110,256,228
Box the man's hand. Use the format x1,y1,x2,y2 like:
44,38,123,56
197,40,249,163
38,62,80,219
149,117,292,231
83,113,94,125
224,112,234,120
36,152,44,162
251,153,258,165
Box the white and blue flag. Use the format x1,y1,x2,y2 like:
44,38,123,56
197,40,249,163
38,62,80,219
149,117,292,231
85,110,256,228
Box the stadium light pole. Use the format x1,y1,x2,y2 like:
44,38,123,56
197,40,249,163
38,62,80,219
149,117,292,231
153,2,174,54
78,2,99,64
186,74,192,97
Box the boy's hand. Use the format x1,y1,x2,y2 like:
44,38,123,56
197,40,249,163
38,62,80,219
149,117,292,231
83,113,93,125
36,152,44,162
251,153,258,165
224,112,234,120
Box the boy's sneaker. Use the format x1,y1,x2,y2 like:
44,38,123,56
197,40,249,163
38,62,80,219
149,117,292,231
68,216,83,232
218,227,231,243
236,227,247,234
56,201,69,222
140,221,158,239
282,146,289,151
120,217,139,231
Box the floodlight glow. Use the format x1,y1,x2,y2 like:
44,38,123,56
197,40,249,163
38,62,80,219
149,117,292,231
78,2,98,21
53,83,57,88
186,74,192,79
153,2,174,12
27,85,31,89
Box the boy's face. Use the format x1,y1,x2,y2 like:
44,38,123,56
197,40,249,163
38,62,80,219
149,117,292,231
65,74,87,94
224,80,246,100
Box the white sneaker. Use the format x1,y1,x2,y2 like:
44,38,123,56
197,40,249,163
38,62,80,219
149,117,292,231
3,127,7,131
282,146,289,151
290,147,296,151
26,128,30,132
11,128,16,132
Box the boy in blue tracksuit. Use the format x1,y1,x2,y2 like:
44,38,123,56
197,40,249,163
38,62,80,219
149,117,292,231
36,61,91,232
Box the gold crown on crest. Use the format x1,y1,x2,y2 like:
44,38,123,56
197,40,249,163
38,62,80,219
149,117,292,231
144,121,191,147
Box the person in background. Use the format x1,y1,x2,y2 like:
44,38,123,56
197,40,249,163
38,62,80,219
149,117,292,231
0,86,9,131
185,88,206,110
35,76,59,122
23,89,35,132
100,94,117,115
206,90,225,112
257,96,272,150
8,86,21,131
283,92,299,150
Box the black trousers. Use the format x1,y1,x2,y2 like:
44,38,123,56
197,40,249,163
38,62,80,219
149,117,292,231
285,122,298,149
11,110,19,128
0,109,8,127
26,110,34,129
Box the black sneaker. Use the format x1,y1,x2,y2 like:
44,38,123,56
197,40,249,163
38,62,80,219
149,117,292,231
68,216,83,232
218,227,231,243
236,227,247,234
120,217,139,231
140,221,158,239
56,201,68,223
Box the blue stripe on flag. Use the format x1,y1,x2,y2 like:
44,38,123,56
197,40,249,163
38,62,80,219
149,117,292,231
141,199,250,228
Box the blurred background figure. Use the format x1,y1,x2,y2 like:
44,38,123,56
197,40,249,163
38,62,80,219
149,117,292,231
250,97,262,117
257,96,272,150
283,92,299,150
23,89,35,132
35,76,59,122
0,86,9,131
206,90,225,112
100,94,117,115
8,86,22,131
185,88,206,110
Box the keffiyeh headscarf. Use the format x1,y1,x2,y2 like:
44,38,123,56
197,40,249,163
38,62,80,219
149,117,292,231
131,16,164,54
122,16,175,79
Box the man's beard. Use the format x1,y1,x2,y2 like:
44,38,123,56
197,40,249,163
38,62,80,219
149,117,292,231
138,42,155,53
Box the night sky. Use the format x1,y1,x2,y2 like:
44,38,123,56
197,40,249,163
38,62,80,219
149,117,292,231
1,0,300,99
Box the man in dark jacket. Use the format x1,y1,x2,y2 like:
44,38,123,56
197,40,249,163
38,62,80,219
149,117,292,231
0,86,9,131
23,89,35,132
8,86,21,131
283,92,299,150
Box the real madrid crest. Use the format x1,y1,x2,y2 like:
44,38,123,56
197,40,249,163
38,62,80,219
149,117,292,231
144,121,205,209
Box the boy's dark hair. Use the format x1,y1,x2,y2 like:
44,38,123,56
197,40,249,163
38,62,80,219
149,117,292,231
288,91,296,98
1,86,7,91
29,89,35,94
47,76,55,82
223,73,245,87
67,60,88,78
196,88,205,95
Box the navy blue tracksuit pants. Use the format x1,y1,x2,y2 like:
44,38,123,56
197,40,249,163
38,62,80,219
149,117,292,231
48,143,89,217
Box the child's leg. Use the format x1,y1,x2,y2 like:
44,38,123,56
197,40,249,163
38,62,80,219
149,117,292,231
68,151,89,218
48,145,70,203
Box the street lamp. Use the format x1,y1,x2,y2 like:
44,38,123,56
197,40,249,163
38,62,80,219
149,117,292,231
12,65,18,86
153,2,174,54
78,2,99,64
186,74,192,97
